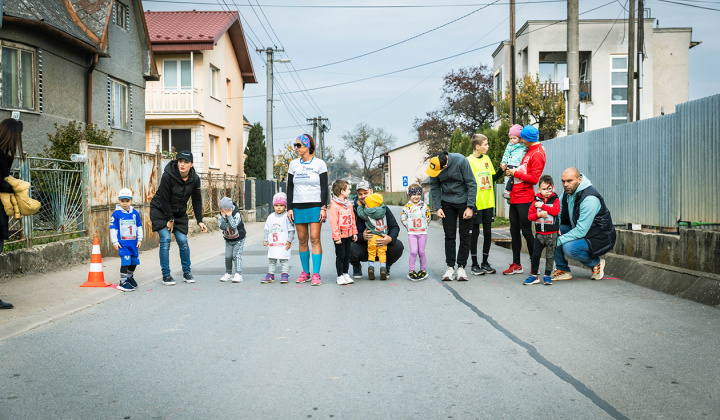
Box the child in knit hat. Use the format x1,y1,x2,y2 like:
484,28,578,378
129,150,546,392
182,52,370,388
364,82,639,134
356,193,389,280
262,192,295,283
218,196,246,282
501,124,528,203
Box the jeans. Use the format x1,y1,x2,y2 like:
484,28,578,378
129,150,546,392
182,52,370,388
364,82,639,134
554,224,600,271
441,201,473,267
509,202,534,265
158,228,191,277
531,232,558,276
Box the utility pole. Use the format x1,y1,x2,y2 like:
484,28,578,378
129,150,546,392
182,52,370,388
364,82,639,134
567,0,579,135
636,0,644,121
510,0,516,124
306,116,328,159
257,47,288,180
627,0,635,123
308,117,318,156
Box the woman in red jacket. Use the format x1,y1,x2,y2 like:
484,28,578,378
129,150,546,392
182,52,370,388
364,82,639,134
503,125,546,275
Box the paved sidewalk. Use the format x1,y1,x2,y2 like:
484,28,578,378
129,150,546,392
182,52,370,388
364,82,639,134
0,222,266,339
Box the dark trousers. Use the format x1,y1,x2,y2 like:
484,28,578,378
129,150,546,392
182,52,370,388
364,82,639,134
531,232,558,275
471,222,492,263
350,239,404,268
334,237,353,276
441,201,473,268
509,202,535,265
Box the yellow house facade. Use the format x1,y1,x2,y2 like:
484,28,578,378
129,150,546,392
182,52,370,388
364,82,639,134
144,11,256,175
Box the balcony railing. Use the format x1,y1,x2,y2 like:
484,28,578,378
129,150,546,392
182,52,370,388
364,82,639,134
145,88,200,114
541,81,592,102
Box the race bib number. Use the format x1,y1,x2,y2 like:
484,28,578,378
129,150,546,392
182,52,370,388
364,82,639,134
477,171,492,191
339,209,353,229
373,217,387,232
409,212,426,232
119,219,136,240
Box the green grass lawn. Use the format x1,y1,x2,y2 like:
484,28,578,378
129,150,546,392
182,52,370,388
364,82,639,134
492,216,510,228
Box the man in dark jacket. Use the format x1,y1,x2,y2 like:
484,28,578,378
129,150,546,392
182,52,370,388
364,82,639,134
427,151,477,282
150,150,207,285
552,167,616,282
350,181,405,279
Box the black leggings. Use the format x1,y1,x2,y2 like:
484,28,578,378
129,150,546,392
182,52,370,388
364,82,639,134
509,202,534,265
334,237,352,276
471,222,492,262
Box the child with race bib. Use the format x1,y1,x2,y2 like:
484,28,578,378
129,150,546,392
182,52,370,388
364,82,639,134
357,193,389,280
328,180,358,285
110,188,143,291
262,192,295,284
218,196,246,283
400,184,431,281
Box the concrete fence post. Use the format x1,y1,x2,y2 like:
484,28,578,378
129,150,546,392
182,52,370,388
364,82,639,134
247,177,257,210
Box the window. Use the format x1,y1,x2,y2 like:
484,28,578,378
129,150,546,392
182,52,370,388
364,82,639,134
209,135,218,167
1,42,36,110
610,55,628,126
493,67,502,120
538,61,567,82
161,129,191,154
226,79,231,106
210,66,219,98
110,79,129,129
163,60,191,90
114,2,128,30
226,138,232,165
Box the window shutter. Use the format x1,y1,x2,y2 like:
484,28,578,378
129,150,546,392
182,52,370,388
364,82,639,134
126,6,130,32
38,49,43,113
129,84,133,131
107,76,112,127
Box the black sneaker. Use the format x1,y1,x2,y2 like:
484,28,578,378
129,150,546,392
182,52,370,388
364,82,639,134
352,264,362,279
480,262,496,274
380,267,387,280
0,300,14,309
415,270,428,281
407,271,417,280
367,266,375,280
183,272,195,283
127,277,138,288
162,276,176,286
471,263,484,276
116,282,135,292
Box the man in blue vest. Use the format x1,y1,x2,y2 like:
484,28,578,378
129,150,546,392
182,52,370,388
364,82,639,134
552,167,616,281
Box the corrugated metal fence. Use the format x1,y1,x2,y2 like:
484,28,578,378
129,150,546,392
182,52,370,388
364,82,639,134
542,94,720,228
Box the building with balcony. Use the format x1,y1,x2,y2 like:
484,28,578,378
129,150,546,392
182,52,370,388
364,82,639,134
0,0,158,154
492,18,699,134
144,10,256,175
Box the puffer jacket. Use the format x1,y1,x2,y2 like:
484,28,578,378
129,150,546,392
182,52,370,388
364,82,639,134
149,160,203,234
0,176,41,219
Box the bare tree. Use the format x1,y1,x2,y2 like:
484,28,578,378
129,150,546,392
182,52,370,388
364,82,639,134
341,123,396,185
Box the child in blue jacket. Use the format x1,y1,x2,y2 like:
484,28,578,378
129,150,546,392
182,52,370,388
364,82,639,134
110,188,143,291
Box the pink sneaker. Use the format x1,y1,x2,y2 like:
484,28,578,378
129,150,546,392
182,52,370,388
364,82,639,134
295,271,310,283
311,273,321,286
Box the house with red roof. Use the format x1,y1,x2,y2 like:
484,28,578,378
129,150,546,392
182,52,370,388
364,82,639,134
0,0,158,153
144,10,256,176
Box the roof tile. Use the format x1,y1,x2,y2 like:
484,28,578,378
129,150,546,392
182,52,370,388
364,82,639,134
145,10,238,44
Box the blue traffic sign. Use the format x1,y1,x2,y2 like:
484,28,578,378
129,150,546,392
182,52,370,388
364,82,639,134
402,176,408,187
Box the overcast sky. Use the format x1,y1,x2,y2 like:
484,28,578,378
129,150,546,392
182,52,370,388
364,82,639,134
144,0,719,158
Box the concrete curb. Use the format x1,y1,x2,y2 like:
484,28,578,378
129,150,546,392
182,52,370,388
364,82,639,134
493,240,720,308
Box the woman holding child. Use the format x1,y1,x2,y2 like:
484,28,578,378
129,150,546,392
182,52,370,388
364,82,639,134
287,134,329,286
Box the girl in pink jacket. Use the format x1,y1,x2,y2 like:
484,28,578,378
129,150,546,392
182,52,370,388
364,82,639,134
328,180,358,285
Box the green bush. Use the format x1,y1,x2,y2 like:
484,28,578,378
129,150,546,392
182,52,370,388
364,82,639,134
41,121,113,161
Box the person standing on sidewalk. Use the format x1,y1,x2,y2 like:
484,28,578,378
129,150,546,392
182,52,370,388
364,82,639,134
150,150,207,286
503,125,546,276
466,134,506,276
427,150,477,281
552,168,616,281
0,118,24,309
287,134,328,286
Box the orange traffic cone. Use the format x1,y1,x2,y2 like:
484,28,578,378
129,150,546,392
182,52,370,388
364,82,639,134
80,238,110,287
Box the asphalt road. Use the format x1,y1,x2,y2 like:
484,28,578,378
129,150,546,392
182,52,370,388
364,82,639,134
1,206,718,419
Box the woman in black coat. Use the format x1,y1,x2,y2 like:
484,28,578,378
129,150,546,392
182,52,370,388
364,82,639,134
0,118,24,309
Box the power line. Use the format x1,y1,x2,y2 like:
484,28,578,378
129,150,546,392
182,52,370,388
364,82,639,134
283,0,504,73
146,0,568,7
655,0,720,10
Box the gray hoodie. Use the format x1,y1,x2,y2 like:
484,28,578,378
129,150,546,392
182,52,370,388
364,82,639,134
429,152,477,209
